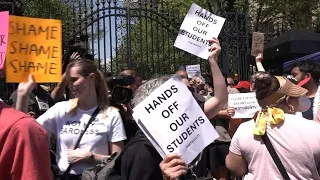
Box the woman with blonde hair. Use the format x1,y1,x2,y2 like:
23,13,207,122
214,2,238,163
16,59,127,179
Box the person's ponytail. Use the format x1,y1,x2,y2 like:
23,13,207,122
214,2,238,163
96,69,110,119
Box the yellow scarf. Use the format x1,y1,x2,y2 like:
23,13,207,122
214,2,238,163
253,107,285,136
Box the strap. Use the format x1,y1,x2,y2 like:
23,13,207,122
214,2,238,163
261,134,290,180
64,106,101,175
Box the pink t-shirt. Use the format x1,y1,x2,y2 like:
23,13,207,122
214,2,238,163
230,114,320,180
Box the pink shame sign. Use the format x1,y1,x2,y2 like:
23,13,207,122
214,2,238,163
0,11,9,70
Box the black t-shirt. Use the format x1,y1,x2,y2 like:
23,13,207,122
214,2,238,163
302,97,315,120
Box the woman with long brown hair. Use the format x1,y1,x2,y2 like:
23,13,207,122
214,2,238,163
16,59,127,179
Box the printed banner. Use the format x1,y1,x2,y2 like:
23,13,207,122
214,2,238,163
6,15,62,82
251,32,265,57
133,75,218,164
174,3,225,59
186,64,201,78
228,92,261,119
0,11,9,70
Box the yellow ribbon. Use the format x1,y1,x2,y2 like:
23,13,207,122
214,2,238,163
253,107,285,136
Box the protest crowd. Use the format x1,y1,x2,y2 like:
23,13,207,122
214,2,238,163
2,3,320,180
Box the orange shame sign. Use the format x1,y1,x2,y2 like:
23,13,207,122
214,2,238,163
6,15,62,83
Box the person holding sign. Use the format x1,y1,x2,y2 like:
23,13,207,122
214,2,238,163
226,72,320,179
121,38,227,180
16,59,127,179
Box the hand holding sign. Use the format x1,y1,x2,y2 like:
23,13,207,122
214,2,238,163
208,38,221,60
160,153,187,180
227,106,236,117
255,53,263,63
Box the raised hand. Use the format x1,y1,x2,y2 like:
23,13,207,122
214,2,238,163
208,38,221,60
17,74,36,96
70,52,82,61
255,53,263,63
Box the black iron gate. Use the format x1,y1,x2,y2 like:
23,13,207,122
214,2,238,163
62,0,249,80
0,0,249,100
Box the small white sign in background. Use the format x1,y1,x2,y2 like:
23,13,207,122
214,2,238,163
186,64,201,78
228,92,261,119
174,3,226,59
133,75,218,164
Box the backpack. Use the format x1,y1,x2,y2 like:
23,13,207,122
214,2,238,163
81,132,148,180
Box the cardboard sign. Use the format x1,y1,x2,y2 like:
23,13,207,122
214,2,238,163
186,64,201,78
6,16,62,82
0,11,9,70
251,32,264,57
133,75,219,164
228,92,261,118
174,3,225,59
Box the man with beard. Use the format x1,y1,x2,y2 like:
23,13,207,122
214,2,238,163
291,60,320,120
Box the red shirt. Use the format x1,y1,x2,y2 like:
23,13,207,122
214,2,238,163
0,102,51,180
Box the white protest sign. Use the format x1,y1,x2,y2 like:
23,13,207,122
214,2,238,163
186,64,201,78
228,92,261,119
251,32,265,57
133,75,218,164
174,3,226,59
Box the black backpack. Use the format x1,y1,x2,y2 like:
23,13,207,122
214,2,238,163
81,133,148,180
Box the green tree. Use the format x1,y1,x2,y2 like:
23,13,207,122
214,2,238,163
235,0,320,35
22,0,76,41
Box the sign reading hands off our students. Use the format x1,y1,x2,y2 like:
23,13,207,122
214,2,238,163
132,75,219,164
228,92,261,119
0,11,9,70
6,16,62,83
174,3,225,59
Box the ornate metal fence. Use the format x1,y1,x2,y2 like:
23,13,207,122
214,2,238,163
62,0,249,80
0,0,250,100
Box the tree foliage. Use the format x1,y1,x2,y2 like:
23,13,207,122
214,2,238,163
235,0,320,34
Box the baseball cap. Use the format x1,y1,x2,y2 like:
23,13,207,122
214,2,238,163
258,76,309,112
233,81,251,90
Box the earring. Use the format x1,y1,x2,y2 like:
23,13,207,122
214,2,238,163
289,105,294,112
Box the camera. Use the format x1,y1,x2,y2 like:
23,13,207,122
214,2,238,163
106,76,135,105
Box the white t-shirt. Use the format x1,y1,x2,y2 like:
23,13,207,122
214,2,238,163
37,100,127,175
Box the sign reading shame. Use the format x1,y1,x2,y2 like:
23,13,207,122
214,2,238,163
0,11,9,70
133,75,218,164
6,16,62,82
251,32,264,57
228,92,261,119
174,3,225,59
